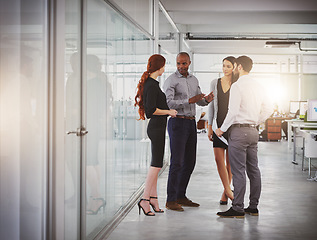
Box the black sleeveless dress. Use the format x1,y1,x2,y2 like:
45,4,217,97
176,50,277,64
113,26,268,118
143,77,169,168
213,78,230,149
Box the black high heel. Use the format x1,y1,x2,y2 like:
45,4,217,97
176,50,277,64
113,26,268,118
150,196,164,213
219,191,229,205
137,199,155,216
219,200,228,205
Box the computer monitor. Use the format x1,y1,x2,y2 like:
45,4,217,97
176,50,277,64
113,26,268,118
289,101,300,114
289,101,307,118
299,101,308,117
307,99,317,122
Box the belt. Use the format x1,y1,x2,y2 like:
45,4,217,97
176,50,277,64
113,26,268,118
175,115,195,120
232,123,257,128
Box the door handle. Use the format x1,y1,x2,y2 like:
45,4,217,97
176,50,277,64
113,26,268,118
67,127,88,136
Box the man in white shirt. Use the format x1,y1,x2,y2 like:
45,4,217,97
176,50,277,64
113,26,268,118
215,55,272,218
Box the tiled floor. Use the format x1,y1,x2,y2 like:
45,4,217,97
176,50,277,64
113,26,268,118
106,133,317,240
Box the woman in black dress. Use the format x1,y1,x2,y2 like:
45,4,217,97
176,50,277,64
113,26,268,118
135,54,177,216
207,56,237,205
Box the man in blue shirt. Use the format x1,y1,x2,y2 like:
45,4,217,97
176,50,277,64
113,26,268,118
163,52,213,211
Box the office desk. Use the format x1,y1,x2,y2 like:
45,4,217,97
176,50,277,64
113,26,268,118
286,119,317,148
300,130,317,180
286,119,302,148
288,120,317,164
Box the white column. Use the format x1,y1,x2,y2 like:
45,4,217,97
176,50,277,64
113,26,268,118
153,0,159,53
298,55,303,100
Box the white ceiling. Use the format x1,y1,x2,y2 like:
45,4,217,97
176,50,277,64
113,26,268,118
159,0,317,54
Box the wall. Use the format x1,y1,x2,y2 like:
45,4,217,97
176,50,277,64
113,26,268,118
0,0,48,239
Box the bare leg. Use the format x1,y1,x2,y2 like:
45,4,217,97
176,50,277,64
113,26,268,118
214,148,233,201
87,165,104,213
225,150,233,198
149,169,163,211
226,150,232,188
140,167,161,214
87,165,101,197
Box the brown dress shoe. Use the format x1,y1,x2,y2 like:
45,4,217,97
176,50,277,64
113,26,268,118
176,197,200,207
165,201,184,211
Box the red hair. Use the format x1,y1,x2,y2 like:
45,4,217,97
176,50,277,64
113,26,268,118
134,54,166,120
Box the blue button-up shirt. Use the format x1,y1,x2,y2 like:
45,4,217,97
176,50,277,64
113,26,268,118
163,70,208,117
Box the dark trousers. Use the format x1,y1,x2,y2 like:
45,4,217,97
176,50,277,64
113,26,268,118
166,117,197,202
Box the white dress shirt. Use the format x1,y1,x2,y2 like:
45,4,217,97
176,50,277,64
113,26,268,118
220,74,273,132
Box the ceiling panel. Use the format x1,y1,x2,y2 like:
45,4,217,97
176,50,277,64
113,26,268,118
159,0,317,54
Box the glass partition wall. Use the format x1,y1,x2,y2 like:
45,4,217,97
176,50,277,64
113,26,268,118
1,0,179,239
158,5,178,83
65,0,157,239
84,1,152,238
65,0,82,239
0,1,49,239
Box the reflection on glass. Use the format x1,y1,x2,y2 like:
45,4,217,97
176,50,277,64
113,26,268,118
86,54,110,216
85,1,152,238
65,51,81,239
64,0,82,238
111,0,151,33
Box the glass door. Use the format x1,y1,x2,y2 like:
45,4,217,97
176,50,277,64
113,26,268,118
84,1,152,239
64,1,153,239
64,0,83,239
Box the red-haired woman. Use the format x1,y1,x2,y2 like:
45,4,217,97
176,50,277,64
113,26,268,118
135,54,177,216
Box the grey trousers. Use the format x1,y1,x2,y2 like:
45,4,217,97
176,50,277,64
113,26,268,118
228,126,261,212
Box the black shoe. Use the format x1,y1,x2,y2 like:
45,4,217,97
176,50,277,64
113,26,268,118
150,196,164,213
217,207,245,218
244,207,259,216
137,199,155,216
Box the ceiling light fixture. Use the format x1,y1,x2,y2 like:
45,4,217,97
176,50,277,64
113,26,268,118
264,41,298,48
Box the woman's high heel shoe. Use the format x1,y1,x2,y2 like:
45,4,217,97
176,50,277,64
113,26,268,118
219,191,228,205
149,196,164,213
220,189,234,205
225,189,234,201
86,197,106,215
137,199,155,216
219,200,228,205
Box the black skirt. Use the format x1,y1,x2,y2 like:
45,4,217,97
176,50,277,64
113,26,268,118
213,130,228,149
147,117,167,168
